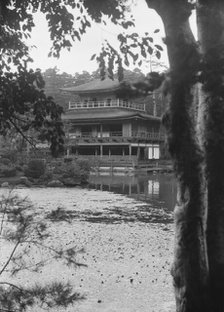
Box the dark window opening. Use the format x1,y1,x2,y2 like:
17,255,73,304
131,147,138,156
81,125,92,136
110,147,123,155
123,147,129,156
71,146,99,156
107,98,112,106
103,124,122,136
92,98,97,106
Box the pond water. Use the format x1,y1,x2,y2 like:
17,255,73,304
0,173,177,312
89,172,177,211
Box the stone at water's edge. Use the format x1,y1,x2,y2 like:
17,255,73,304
19,176,32,187
60,177,82,186
47,180,64,187
1,182,9,187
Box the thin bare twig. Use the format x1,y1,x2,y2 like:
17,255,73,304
0,282,24,292
0,309,19,312
24,240,63,255
0,201,7,236
11,256,50,272
0,240,20,276
0,191,16,236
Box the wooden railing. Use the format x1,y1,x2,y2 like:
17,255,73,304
68,131,164,141
68,99,146,111
65,155,139,165
132,131,164,140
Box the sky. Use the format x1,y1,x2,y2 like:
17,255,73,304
27,0,196,75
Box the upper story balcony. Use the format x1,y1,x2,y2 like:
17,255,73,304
67,131,164,143
68,99,146,112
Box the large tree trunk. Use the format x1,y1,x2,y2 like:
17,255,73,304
146,1,211,311
197,1,224,311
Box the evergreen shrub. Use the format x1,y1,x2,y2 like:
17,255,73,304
0,158,11,166
76,159,91,173
1,150,18,164
53,159,91,183
38,171,53,183
25,159,46,179
0,165,17,177
61,163,81,179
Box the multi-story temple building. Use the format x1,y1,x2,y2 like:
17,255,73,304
61,78,165,170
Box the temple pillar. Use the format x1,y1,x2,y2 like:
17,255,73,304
66,147,70,157
100,124,103,137
129,182,131,195
129,145,132,158
137,146,140,159
100,145,103,157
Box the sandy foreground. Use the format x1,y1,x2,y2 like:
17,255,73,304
0,187,175,312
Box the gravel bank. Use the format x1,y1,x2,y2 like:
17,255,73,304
0,187,175,312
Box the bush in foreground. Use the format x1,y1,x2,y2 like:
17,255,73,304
0,192,86,311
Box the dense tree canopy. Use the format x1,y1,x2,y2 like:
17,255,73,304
0,0,163,156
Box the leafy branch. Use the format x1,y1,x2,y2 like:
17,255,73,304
92,31,164,80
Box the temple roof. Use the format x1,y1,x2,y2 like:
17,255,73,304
60,78,120,94
62,108,161,123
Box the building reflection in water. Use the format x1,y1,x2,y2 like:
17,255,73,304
148,180,159,196
88,172,177,211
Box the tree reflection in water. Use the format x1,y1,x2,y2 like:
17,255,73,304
88,173,177,211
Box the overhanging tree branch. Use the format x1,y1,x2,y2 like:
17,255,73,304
8,117,37,151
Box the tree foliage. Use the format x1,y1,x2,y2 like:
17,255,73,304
0,192,85,311
0,0,164,158
0,67,64,156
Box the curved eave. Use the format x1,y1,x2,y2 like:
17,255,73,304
60,78,121,94
62,109,161,124
60,86,120,94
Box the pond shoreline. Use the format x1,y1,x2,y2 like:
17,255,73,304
0,166,174,188
0,187,175,312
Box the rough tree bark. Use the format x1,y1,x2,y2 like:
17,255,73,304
146,1,211,311
197,1,224,311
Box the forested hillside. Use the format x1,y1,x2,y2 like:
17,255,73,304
42,67,165,116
